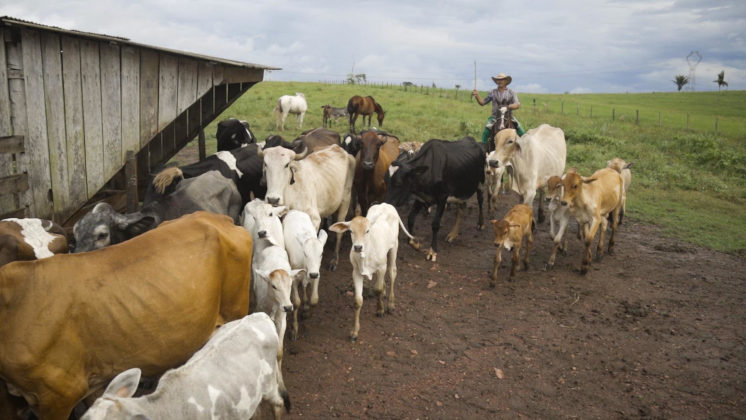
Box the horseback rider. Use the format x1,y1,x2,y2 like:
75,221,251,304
471,73,526,143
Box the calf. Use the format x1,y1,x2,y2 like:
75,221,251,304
607,157,633,223
73,170,241,252
330,203,417,341
283,210,328,340
490,204,534,287
82,313,290,420
252,244,305,368
544,175,571,269
322,104,348,128
241,198,287,255
0,218,67,267
561,168,623,274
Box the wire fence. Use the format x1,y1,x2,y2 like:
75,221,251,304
319,80,734,137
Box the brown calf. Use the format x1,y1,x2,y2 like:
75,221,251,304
560,168,623,274
489,204,534,287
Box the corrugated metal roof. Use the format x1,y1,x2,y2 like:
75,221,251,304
0,16,281,71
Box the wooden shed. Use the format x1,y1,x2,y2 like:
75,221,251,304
0,16,278,224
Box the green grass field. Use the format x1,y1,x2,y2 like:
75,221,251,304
198,81,746,255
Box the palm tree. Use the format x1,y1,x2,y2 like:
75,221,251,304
673,75,689,91
713,71,728,91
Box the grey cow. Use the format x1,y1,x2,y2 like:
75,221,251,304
73,170,241,252
82,313,290,419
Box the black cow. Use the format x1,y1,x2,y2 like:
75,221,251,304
73,170,242,252
385,137,485,262
145,144,265,207
216,118,256,151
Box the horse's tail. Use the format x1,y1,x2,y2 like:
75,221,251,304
274,98,283,116
347,97,358,115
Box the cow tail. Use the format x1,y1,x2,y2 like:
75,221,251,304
152,167,183,194
397,213,421,250
531,217,536,233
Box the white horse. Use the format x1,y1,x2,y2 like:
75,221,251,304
275,92,307,131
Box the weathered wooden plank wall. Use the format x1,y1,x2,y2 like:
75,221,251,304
2,25,265,222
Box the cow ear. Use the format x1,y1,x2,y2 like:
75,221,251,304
329,222,350,233
624,162,634,169
317,229,328,246
275,206,289,218
254,269,270,281
92,202,113,214
103,368,141,399
490,219,498,227
583,177,598,184
291,269,306,282
116,213,156,236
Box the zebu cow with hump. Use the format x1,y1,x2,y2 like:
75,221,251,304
487,124,566,223
73,170,241,252
260,144,356,271
344,130,401,216
216,117,256,151
0,218,67,267
82,313,290,420
385,137,485,262
0,212,253,420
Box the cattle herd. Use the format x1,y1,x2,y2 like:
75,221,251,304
0,94,634,419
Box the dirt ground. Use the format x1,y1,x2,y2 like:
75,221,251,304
277,192,746,419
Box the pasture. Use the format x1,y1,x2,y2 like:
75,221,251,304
191,82,746,254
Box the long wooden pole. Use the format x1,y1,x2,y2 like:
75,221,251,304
472,61,476,101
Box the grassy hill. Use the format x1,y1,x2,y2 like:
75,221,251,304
195,82,746,254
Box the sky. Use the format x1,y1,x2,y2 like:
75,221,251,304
2,0,744,93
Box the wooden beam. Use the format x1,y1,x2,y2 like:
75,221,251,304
0,207,27,220
0,136,24,154
198,129,206,161
0,173,29,196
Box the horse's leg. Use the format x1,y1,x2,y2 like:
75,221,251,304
298,111,305,129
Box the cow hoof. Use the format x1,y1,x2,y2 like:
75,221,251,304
349,335,358,342
290,332,298,341
386,307,395,314
376,311,384,318
409,238,421,250
445,234,457,243
543,263,554,271
425,249,437,261
477,223,485,231
489,281,496,289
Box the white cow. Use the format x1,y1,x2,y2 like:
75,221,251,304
253,244,305,368
487,124,566,223
82,313,290,420
330,203,417,341
275,92,307,131
241,198,287,254
261,144,356,271
283,210,328,340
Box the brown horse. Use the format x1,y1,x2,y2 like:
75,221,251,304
347,95,385,132
487,106,515,152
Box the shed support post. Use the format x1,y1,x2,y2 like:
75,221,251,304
198,129,206,161
125,150,138,213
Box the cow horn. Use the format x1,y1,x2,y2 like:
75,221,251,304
294,146,309,160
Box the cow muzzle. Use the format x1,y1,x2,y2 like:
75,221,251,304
309,272,319,279
258,230,267,238
488,160,500,168
267,196,280,206
283,305,294,313
362,161,374,170
354,245,363,252
561,200,568,206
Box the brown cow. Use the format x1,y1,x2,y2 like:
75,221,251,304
489,204,534,287
0,211,253,420
0,218,68,268
349,130,400,216
606,157,633,223
560,168,623,274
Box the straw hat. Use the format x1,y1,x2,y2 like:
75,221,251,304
491,73,512,85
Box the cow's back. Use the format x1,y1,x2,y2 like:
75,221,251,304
430,138,485,199
587,168,623,213
523,124,566,186
0,211,252,409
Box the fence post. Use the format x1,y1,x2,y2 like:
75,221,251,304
715,117,719,134
635,110,639,125
577,104,579,115
612,108,615,121
687,113,690,129
561,102,564,114
590,106,593,118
